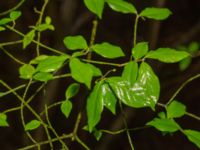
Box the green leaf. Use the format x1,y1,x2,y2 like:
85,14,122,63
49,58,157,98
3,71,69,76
63,35,88,50
25,120,41,131
45,16,52,24
147,118,180,132
35,24,54,31
107,62,160,109
106,0,137,14
84,0,105,19
10,11,22,20
23,30,35,49
101,83,117,114
184,130,200,148
70,58,93,88
0,18,12,25
61,100,73,118
87,81,104,132
140,7,172,20
33,72,53,82
30,55,49,64
122,61,138,86
167,101,186,118
92,42,125,59
0,26,5,31
179,57,192,71
132,42,149,59
65,83,80,99
145,48,190,63
0,113,9,127
93,129,103,141
188,42,199,53
36,55,68,72
158,112,166,119
86,63,102,77
19,64,35,79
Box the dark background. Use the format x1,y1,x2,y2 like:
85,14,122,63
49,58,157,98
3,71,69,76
0,0,200,150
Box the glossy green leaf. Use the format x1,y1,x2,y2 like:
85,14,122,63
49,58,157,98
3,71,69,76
30,55,49,64
70,58,93,88
147,118,180,132
107,62,160,109
92,42,125,58
0,113,9,127
63,35,88,50
10,11,22,20
36,55,68,72
65,83,80,99
61,100,73,118
122,61,138,86
184,130,200,148
25,120,41,131
101,83,117,114
23,30,35,49
167,101,186,118
106,0,137,14
145,48,190,63
140,7,172,20
87,81,104,132
33,72,53,82
132,42,148,59
86,63,102,77
0,18,12,25
84,0,105,19
19,64,35,79
0,26,5,31
179,57,191,71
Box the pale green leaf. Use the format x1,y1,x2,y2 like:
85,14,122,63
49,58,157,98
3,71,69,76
145,48,190,63
140,7,172,20
45,16,52,24
132,42,148,59
19,64,35,79
0,26,5,31
84,0,105,19
70,58,93,88
63,35,88,50
10,11,22,20
0,18,12,25
184,130,200,148
147,118,180,132
106,0,137,14
92,42,125,58
33,72,53,82
36,55,68,72
65,83,80,99
61,100,73,118
30,55,49,64
25,120,41,131
167,101,186,118
87,81,104,132
0,113,9,127
23,30,35,49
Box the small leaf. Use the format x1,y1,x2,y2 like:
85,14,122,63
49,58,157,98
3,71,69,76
19,64,35,79
36,24,54,31
167,101,186,118
84,0,105,19
45,16,52,24
158,112,166,119
132,42,149,59
25,120,41,131
188,42,199,53
147,118,180,132
92,42,125,58
30,55,49,64
122,61,138,86
87,81,104,132
70,58,93,88
36,55,68,72
0,26,5,31
106,0,137,14
179,57,192,71
145,48,190,63
65,83,80,99
0,18,12,25
63,35,88,50
86,63,102,77
10,11,22,20
140,7,172,20
23,30,35,49
33,72,53,82
61,100,73,118
93,129,103,141
0,113,9,127
184,130,200,148
101,83,117,114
